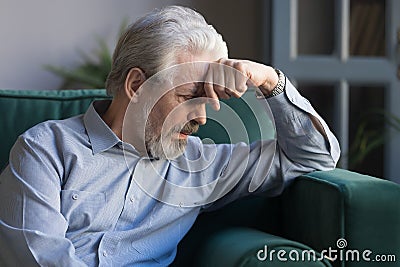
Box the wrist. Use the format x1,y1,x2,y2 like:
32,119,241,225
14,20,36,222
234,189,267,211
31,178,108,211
259,67,279,94
257,69,285,99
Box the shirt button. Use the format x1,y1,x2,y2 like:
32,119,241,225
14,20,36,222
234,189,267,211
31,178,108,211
129,196,134,203
103,251,108,257
72,194,78,200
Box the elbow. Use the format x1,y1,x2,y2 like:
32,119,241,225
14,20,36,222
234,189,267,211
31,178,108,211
312,145,341,172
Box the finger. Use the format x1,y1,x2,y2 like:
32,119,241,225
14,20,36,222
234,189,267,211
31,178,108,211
221,59,247,98
206,61,229,100
214,62,230,99
223,62,238,97
214,59,237,98
227,61,247,95
234,63,248,97
224,87,240,99
204,63,220,110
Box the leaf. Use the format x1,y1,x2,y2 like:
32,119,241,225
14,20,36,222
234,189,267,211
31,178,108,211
347,109,400,168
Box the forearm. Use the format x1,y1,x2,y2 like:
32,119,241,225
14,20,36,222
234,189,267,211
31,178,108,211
258,68,329,140
265,77,340,170
0,220,87,267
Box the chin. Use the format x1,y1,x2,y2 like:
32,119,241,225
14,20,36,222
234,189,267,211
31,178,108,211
146,138,188,160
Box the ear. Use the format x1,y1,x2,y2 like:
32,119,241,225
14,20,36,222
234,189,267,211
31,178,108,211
124,68,146,99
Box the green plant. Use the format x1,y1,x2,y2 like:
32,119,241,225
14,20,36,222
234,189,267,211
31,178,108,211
45,19,128,89
348,110,400,167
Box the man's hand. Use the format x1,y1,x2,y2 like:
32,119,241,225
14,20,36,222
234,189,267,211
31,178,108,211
203,58,279,110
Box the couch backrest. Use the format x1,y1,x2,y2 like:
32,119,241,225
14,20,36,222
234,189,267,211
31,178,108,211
0,89,109,169
0,89,274,170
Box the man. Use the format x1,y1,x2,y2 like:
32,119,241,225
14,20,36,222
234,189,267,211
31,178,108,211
0,6,340,266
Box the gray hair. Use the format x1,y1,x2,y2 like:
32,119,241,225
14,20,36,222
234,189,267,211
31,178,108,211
105,5,228,96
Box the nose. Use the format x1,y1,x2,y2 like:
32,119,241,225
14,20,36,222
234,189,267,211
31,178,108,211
189,103,207,125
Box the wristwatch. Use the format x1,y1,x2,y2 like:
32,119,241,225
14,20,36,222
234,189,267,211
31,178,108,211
256,69,286,99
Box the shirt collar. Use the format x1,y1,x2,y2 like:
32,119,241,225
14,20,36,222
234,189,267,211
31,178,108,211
83,100,121,154
83,100,164,160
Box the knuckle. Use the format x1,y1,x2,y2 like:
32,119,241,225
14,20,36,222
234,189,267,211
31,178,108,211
234,61,244,70
217,58,226,63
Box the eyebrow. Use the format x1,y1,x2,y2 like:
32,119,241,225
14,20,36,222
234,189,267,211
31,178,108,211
174,83,205,98
176,83,199,93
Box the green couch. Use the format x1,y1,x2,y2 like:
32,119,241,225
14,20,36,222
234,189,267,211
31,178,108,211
0,89,399,267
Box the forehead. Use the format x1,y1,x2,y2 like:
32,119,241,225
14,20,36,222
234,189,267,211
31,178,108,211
170,52,219,84
147,53,217,101
176,52,219,64
167,62,208,88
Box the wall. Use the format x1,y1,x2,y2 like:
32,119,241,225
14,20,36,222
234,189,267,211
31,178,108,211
0,0,188,90
0,0,266,90
190,0,266,61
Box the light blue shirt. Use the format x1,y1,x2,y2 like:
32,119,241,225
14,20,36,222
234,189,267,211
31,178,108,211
0,80,340,266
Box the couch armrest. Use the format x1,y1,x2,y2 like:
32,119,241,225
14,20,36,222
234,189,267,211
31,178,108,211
196,227,332,267
279,168,400,267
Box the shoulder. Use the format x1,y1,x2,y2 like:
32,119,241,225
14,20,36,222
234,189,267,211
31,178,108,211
20,115,85,143
12,115,88,163
8,115,87,179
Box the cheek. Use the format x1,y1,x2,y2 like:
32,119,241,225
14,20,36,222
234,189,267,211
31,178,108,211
162,102,190,125
149,101,168,122
147,106,175,134
165,107,192,127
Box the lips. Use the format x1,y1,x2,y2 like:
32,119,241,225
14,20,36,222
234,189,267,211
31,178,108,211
179,130,193,135
178,130,192,139
178,121,199,138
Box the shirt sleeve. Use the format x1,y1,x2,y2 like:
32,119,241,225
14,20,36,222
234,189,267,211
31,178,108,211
202,77,341,211
264,77,341,182
267,77,341,170
0,133,88,266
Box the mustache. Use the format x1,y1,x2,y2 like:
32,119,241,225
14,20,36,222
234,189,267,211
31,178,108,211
179,120,199,135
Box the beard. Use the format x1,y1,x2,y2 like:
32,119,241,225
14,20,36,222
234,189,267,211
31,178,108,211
145,120,199,160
